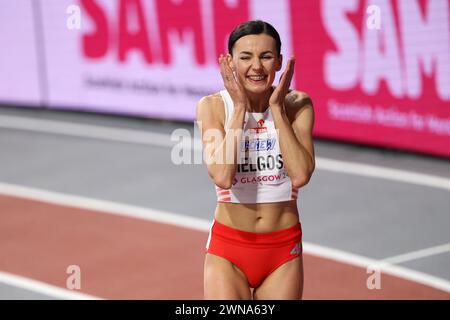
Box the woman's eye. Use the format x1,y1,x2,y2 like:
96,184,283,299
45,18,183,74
240,57,250,60
262,56,273,60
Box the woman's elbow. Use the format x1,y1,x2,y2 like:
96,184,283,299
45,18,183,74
291,177,307,189
291,171,313,189
209,172,234,189
213,178,233,190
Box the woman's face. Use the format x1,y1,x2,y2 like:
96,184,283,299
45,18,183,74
228,34,282,95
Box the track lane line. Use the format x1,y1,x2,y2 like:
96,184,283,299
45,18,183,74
1,114,449,190
0,271,101,300
1,182,449,294
0,114,174,147
381,243,450,265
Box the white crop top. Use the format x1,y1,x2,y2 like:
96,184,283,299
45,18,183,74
216,90,299,204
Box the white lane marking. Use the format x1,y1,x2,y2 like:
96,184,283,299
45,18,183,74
1,183,449,294
316,158,450,191
1,114,450,190
303,243,450,294
0,114,174,148
0,183,211,233
0,271,101,300
381,243,450,265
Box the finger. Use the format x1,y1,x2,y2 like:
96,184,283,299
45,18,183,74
218,54,224,75
276,72,285,89
278,57,295,92
224,54,235,74
219,55,232,84
284,57,295,88
223,55,236,82
219,55,226,78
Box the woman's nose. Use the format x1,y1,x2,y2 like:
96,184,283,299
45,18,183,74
251,58,263,70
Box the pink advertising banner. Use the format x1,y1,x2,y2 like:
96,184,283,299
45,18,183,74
41,0,293,120
0,0,449,157
291,0,450,157
0,0,41,106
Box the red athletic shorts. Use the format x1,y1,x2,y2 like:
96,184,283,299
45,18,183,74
206,219,302,288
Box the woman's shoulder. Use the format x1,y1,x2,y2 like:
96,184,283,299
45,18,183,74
198,92,223,105
196,92,226,123
284,90,314,122
285,90,312,106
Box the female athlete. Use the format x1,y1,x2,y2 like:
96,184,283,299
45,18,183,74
196,20,315,300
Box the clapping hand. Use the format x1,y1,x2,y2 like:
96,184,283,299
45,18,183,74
219,54,249,109
269,56,295,110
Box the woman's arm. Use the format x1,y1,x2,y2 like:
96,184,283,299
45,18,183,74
196,95,245,189
272,91,315,188
269,57,315,188
195,54,250,189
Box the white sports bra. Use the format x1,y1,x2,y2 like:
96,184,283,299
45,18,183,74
216,90,299,204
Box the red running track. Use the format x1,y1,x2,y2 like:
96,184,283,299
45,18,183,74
0,195,449,299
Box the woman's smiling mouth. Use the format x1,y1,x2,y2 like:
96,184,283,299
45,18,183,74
246,75,268,84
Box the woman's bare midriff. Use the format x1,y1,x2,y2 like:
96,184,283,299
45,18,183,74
214,201,300,233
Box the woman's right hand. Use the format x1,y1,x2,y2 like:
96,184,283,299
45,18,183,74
219,54,248,110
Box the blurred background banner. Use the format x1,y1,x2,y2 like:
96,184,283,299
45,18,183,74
0,0,41,106
293,1,450,158
0,0,449,157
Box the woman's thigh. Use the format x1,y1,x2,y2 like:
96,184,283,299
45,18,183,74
204,253,252,300
253,255,304,300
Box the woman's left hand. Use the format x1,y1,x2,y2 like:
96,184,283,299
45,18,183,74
269,56,295,111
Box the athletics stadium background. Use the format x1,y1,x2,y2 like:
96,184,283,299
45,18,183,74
1,0,449,157
0,0,449,301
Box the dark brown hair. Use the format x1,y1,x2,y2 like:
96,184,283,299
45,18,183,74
228,20,281,56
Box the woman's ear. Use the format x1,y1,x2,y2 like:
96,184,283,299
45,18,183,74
276,54,283,71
